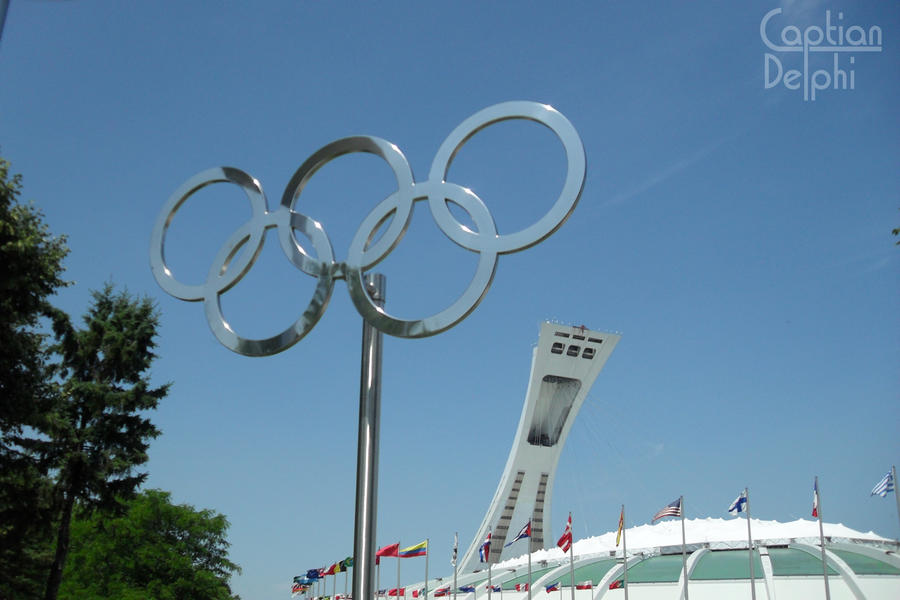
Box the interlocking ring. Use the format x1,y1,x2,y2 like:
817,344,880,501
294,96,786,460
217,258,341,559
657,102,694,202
150,101,585,356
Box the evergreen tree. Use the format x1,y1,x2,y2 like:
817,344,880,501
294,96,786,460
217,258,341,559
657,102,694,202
41,287,170,600
0,157,69,600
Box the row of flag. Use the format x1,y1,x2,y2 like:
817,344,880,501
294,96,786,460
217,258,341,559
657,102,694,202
294,469,896,596
375,540,429,563
652,468,896,523
378,578,632,596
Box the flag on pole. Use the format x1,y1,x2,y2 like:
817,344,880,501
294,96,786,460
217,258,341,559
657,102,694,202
399,540,428,558
728,489,748,514
388,588,405,596
459,585,476,593
378,543,400,557
871,471,895,497
376,542,399,565
515,584,529,592
556,513,573,552
652,498,682,522
575,582,592,590
812,479,820,518
434,587,450,597
325,563,338,576
544,582,559,593
486,585,501,592
479,531,492,563
608,580,624,590
505,521,531,546
615,507,624,547
452,532,458,567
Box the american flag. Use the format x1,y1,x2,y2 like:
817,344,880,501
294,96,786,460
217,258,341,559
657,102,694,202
652,497,682,522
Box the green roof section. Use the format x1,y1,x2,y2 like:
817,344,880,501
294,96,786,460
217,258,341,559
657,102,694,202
557,559,620,587
625,555,684,583
691,550,764,580
502,565,561,590
768,548,838,576
831,549,900,576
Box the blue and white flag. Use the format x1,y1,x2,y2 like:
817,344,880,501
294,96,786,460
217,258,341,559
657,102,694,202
871,471,895,498
728,489,748,514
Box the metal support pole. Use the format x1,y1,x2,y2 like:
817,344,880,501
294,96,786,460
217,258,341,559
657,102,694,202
353,274,386,600
893,466,900,533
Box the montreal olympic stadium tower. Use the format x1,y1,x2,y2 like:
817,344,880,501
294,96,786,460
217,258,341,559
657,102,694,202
390,322,900,600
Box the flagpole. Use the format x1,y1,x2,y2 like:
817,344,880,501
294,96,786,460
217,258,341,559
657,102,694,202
621,505,629,600
453,533,458,600
425,539,430,600
397,549,402,600
334,569,337,600
567,515,575,600
527,546,532,600
815,477,831,600
893,466,900,532
378,561,381,599
744,488,756,600
680,496,689,600
488,562,493,600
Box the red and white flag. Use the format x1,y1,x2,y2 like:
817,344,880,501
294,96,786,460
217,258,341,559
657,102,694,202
812,478,820,518
556,513,572,553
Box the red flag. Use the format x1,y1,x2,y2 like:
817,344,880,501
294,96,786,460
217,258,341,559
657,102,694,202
556,513,572,553
515,584,529,591
377,543,400,557
388,588,405,597
609,579,624,590
576,582,592,590
325,563,337,576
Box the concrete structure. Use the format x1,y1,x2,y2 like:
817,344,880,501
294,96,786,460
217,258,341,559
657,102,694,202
457,322,620,572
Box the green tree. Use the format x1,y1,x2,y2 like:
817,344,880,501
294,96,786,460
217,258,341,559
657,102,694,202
0,157,69,431
0,157,69,600
58,490,240,600
41,287,170,600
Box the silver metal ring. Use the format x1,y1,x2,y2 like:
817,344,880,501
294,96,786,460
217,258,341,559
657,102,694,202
149,101,585,355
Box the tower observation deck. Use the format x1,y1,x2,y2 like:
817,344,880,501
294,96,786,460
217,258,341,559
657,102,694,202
457,321,620,573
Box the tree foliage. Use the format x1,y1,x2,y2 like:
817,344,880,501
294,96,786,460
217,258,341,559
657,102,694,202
58,490,241,600
41,286,171,600
0,157,239,599
0,157,69,600
0,157,69,431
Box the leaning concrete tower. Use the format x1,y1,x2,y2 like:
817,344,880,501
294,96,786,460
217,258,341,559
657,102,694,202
457,321,620,573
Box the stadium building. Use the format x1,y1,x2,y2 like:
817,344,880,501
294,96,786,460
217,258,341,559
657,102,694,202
397,322,900,600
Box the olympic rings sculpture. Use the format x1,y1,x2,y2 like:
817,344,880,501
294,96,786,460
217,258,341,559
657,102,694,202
150,101,585,356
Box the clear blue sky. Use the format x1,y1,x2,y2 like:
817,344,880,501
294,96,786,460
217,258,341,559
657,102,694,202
1,1,897,599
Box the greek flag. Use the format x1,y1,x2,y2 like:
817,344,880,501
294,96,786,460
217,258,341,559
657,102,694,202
728,489,748,514
871,471,894,498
